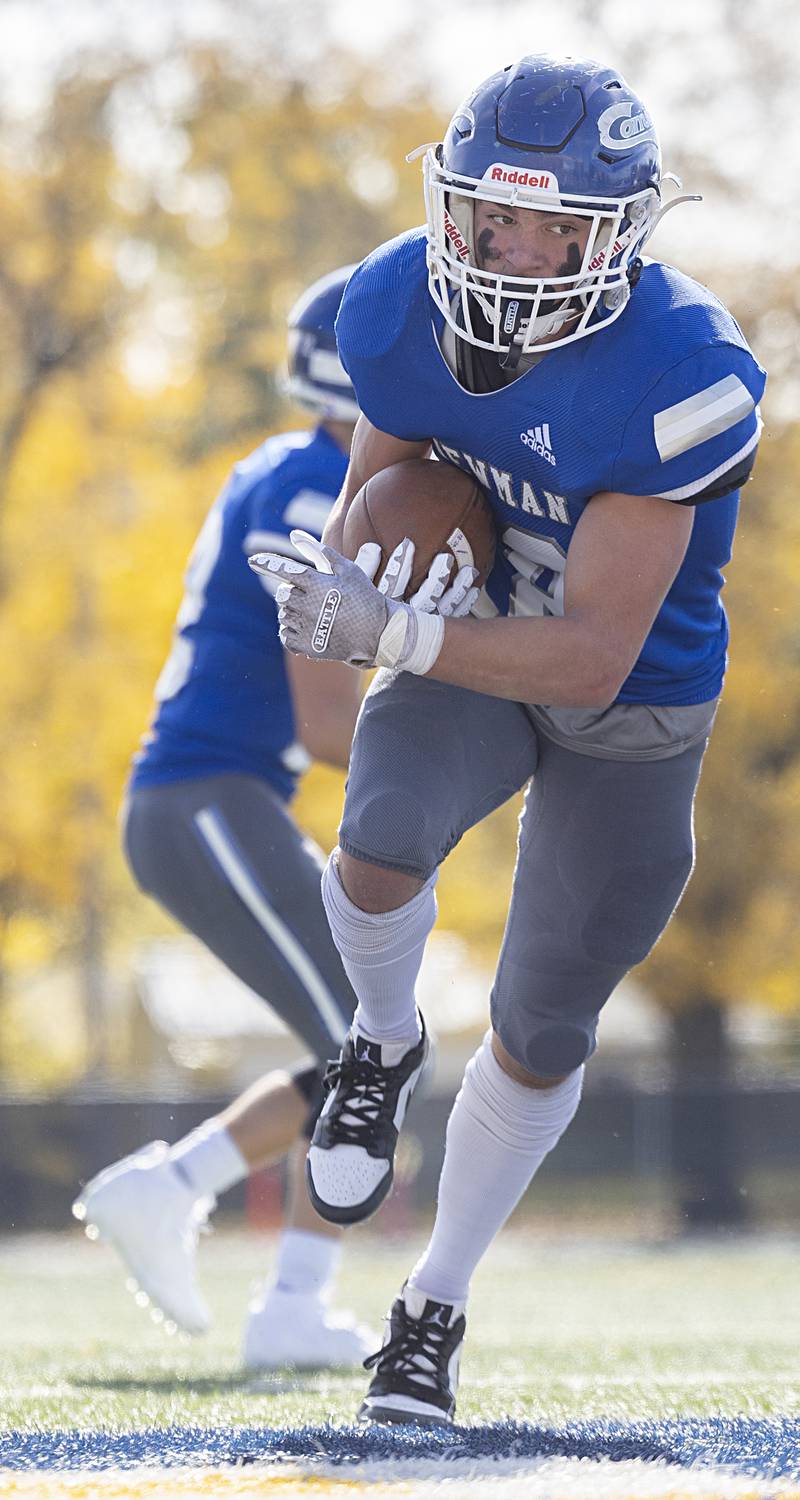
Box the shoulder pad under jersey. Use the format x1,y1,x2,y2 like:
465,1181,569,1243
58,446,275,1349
336,229,428,363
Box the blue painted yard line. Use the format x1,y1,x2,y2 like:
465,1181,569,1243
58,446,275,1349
1,1418,799,1479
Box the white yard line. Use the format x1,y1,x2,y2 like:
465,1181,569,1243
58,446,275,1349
1,1457,798,1500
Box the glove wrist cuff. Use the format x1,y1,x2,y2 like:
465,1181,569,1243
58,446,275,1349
376,604,445,675
404,608,445,675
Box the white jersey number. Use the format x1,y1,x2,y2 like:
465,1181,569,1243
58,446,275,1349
503,525,568,618
154,505,224,702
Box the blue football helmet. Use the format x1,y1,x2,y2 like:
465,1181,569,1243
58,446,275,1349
285,266,359,421
421,55,666,357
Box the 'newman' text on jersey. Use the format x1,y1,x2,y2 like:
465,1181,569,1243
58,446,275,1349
432,440,571,526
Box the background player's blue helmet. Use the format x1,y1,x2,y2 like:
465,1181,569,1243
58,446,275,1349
285,266,359,421
421,55,664,356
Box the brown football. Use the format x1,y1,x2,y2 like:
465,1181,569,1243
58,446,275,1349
340,458,496,599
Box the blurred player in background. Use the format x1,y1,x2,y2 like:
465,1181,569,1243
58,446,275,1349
73,267,376,1371
255,55,766,1420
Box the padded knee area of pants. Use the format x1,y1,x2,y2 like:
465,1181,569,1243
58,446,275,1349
581,853,693,966
519,1021,593,1078
341,791,443,877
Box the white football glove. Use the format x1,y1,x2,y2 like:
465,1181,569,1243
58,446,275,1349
248,530,446,674
425,553,482,618
365,536,479,617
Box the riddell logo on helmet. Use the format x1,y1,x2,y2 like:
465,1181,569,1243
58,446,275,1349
587,237,625,272
443,209,471,262
485,165,558,191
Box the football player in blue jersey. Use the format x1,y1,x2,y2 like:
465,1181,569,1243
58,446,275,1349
252,54,767,1424
73,267,381,1370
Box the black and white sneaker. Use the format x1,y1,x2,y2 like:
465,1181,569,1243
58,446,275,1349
358,1283,466,1426
306,1017,429,1225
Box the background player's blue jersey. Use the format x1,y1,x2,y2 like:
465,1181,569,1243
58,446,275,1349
336,230,766,706
131,426,348,800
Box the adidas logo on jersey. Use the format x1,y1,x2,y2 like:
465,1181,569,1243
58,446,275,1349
520,424,556,465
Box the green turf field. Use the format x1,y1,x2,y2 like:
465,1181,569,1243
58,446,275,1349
1,1224,797,1434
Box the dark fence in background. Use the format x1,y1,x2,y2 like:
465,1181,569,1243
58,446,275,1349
2,1079,799,1233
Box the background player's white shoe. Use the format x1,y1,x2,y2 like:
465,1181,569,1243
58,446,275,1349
72,1140,212,1335
242,1283,377,1370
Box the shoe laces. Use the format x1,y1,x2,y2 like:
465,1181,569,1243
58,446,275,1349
363,1303,451,1391
323,1055,397,1143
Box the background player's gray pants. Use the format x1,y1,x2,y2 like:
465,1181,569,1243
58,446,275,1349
123,775,356,1073
340,673,710,1078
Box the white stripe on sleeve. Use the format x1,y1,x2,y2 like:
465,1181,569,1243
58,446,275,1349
653,374,755,461
308,347,352,387
243,529,303,596
284,489,336,534
244,529,304,559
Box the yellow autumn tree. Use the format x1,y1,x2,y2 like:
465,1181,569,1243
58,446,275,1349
0,46,443,1078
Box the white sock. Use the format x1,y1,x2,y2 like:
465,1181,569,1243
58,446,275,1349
273,1229,341,1297
408,1034,584,1304
321,851,435,1043
169,1120,248,1199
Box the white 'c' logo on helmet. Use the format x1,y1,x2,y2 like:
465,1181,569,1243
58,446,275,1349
598,103,656,152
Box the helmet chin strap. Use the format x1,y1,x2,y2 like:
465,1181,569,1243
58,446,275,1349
468,272,577,362
500,301,576,364
499,301,526,370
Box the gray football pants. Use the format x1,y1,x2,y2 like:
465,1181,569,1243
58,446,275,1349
123,775,356,1070
339,673,708,1077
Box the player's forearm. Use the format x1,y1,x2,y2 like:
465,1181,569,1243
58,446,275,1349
426,614,630,709
286,654,361,767
298,718,356,770
322,431,373,551
322,491,352,551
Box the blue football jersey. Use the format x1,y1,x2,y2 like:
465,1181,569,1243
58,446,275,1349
131,425,348,799
336,230,766,706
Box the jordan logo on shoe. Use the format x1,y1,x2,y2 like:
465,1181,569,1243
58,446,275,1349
355,1036,381,1063
425,1303,449,1327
